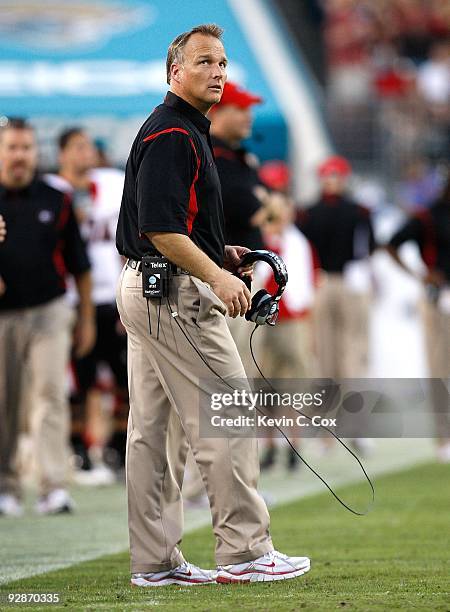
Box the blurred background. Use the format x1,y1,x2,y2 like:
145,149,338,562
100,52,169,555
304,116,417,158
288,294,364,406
0,0,448,585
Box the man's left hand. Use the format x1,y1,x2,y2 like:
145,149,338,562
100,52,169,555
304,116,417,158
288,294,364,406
223,245,254,280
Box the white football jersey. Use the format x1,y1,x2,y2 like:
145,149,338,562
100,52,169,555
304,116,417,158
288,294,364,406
45,168,125,305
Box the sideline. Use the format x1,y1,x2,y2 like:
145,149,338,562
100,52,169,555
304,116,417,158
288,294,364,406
0,438,435,585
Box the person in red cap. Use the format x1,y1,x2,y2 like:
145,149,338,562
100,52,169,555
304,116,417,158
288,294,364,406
209,82,278,372
209,81,267,252
297,155,376,386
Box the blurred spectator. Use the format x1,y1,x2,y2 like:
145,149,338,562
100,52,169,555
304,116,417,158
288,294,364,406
0,119,94,516
259,161,292,194
323,0,378,103
322,0,449,192
256,165,318,470
373,46,416,99
417,39,450,161
387,174,450,462
417,40,450,109
297,155,375,379
397,157,444,212
386,0,447,64
45,128,127,484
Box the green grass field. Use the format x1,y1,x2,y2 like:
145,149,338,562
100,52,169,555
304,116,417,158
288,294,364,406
1,462,449,611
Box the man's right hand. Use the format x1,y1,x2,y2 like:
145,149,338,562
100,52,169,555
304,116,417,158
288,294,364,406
210,269,252,318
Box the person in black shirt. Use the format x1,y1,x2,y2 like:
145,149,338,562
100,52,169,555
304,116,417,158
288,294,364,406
209,81,267,250
387,176,450,462
297,155,375,379
208,81,272,371
0,119,94,517
116,24,310,587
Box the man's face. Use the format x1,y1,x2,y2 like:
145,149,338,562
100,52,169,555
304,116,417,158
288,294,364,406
213,105,253,143
321,173,347,195
59,132,97,175
0,127,37,189
171,33,227,113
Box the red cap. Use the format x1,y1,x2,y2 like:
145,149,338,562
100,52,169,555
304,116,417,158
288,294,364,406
259,161,291,191
318,156,352,178
215,81,263,109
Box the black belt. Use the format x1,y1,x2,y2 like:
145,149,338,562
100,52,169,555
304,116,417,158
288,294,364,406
126,259,189,276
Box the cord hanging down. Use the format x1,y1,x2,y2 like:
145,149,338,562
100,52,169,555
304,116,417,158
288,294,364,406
166,297,375,515
249,325,375,516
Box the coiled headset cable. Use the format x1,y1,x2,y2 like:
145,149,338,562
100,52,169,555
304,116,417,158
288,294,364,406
166,297,374,516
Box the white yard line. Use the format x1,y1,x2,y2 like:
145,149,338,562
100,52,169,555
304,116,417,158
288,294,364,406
0,438,435,585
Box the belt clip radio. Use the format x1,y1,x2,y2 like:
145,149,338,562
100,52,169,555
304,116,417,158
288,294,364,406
142,255,172,299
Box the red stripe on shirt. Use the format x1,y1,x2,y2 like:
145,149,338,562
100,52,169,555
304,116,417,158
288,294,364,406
143,127,190,142
57,193,71,229
53,193,71,288
143,127,200,235
416,210,438,269
187,139,200,234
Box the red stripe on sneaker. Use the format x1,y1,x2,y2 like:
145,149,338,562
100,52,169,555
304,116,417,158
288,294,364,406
173,576,211,584
225,565,307,577
216,576,250,584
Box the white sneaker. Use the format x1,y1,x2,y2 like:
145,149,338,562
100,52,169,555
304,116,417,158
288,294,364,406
216,550,310,584
437,442,450,463
35,488,74,515
131,561,216,587
73,464,116,487
0,494,24,517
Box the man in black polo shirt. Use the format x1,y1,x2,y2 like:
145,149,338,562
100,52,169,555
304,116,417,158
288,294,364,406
297,156,375,380
0,118,94,517
116,24,310,586
387,176,450,462
209,81,266,251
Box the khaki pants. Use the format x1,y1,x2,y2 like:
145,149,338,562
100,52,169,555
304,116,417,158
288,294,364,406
314,274,370,378
116,266,272,573
259,318,315,379
421,299,450,439
0,297,74,497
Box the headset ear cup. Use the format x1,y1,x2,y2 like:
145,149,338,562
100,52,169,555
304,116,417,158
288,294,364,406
246,290,273,324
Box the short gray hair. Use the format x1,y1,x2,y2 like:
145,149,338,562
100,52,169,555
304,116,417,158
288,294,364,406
166,23,224,85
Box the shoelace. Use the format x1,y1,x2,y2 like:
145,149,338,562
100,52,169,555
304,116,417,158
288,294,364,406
176,561,213,577
265,550,289,561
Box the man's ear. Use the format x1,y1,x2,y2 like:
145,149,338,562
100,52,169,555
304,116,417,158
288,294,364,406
171,62,182,84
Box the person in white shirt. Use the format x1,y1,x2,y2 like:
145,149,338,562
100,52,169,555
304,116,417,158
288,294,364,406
46,128,127,481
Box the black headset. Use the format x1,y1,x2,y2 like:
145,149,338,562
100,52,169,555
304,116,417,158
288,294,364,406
238,249,288,326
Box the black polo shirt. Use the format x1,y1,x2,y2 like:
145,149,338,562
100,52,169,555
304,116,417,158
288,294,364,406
0,178,90,311
389,203,450,282
211,136,264,251
297,194,375,273
116,92,225,267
